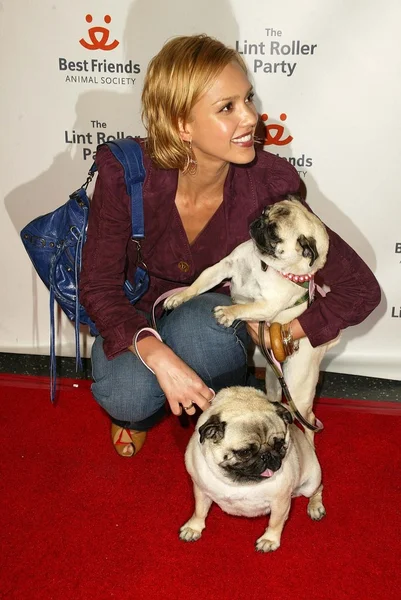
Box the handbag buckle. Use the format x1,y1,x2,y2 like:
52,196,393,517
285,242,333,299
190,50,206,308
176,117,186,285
132,238,147,270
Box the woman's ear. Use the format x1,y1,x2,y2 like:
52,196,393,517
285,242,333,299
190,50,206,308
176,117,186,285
178,118,192,142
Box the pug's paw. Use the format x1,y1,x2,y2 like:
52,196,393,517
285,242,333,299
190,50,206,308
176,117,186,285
179,526,203,542
307,500,326,521
213,305,236,327
164,292,192,310
255,535,280,553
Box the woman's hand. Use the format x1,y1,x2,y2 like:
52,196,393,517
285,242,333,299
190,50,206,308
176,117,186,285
133,337,213,416
246,321,271,348
246,319,306,349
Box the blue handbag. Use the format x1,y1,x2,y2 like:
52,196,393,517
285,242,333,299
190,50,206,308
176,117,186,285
20,137,149,400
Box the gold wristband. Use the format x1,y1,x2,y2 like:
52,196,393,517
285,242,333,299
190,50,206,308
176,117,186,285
281,322,293,356
281,322,299,357
269,322,287,362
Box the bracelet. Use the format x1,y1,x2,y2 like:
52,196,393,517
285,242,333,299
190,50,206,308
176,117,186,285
269,322,287,362
133,327,163,374
269,322,299,362
281,322,294,356
281,322,299,357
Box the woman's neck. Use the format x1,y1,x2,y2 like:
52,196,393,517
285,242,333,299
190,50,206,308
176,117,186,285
177,160,230,205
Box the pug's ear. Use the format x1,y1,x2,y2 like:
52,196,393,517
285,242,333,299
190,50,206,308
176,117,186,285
273,402,293,425
286,193,302,203
199,414,226,444
297,234,318,267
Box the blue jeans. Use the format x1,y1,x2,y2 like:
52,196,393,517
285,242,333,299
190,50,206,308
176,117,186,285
91,293,250,431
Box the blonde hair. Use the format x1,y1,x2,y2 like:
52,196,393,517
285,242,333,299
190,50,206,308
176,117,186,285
141,34,247,170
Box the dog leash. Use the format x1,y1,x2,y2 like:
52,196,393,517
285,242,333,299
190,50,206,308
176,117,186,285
150,282,231,329
150,286,189,329
256,276,324,433
257,321,323,432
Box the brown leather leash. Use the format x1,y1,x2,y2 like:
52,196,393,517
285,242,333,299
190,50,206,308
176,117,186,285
257,321,323,432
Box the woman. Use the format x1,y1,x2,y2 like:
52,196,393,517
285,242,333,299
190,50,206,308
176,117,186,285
80,34,380,457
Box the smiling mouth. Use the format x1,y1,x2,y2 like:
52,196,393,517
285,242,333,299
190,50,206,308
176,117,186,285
231,132,253,144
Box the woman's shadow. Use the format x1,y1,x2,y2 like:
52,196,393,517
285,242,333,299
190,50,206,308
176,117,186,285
5,0,240,361
300,172,386,371
252,114,385,380
6,0,240,232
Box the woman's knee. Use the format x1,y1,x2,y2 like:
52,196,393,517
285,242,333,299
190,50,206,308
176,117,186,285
159,293,250,386
90,336,165,424
161,293,240,338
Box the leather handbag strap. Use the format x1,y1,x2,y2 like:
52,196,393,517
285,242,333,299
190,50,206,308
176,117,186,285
105,138,146,239
87,137,146,239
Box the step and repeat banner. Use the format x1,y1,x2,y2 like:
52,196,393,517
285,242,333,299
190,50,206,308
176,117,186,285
1,0,400,379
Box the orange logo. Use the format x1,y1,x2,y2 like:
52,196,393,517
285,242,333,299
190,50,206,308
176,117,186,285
261,113,293,146
79,14,119,51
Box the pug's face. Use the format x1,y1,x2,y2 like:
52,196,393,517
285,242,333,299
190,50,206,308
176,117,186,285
198,390,293,485
249,196,329,274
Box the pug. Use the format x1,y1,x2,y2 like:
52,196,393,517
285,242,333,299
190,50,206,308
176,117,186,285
164,196,338,440
179,386,325,552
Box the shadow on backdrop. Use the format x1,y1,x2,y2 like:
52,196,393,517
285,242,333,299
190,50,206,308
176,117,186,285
256,115,386,365
4,0,239,352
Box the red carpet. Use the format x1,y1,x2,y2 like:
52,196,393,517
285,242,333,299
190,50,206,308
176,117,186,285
1,374,400,600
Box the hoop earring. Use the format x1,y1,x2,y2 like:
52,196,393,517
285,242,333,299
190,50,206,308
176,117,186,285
183,138,197,175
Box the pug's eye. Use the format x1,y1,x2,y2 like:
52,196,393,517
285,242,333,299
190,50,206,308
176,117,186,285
235,448,253,459
273,438,286,454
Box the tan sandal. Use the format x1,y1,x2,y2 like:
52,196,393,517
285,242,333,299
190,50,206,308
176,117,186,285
111,423,147,457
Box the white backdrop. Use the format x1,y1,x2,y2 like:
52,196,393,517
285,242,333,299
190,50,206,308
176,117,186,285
1,0,400,379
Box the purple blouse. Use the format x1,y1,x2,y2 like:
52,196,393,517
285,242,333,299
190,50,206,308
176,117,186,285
80,144,381,360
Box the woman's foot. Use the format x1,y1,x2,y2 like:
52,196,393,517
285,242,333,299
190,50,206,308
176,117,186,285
111,423,147,457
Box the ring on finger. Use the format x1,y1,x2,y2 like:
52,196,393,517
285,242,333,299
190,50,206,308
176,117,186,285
183,402,194,411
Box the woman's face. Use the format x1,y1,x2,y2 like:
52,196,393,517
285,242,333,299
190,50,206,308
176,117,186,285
185,61,258,169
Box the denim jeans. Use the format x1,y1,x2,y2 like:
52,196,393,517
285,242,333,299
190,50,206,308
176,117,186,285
91,293,250,431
